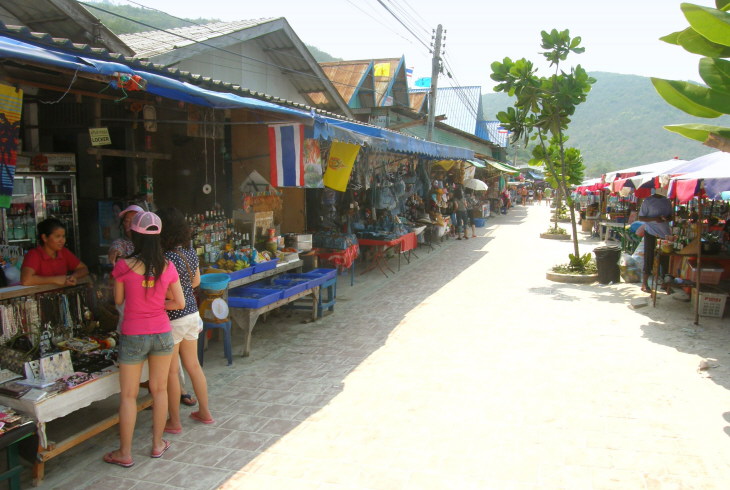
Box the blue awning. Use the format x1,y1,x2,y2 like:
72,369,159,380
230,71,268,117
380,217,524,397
313,115,474,159
0,35,311,120
2,34,474,160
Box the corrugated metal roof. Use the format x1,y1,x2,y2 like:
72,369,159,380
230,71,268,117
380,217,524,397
119,19,274,58
0,0,132,55
318,60,373,107
410,86,483,135
477,121,510,147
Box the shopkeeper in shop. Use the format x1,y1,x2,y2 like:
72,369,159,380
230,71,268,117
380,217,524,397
20,218,89,286
639,187,673,293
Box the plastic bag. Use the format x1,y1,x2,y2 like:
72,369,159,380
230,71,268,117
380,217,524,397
619,253,641,283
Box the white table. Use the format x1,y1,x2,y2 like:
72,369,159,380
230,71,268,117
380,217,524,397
0,364,150,486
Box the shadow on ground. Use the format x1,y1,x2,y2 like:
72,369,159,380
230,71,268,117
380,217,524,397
26,216,500,489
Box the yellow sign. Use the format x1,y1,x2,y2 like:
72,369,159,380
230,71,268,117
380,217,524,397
374,62,390,77
89,127,111,146
323,142,360,192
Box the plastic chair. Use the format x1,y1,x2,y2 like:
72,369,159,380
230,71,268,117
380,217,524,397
197,320,233,366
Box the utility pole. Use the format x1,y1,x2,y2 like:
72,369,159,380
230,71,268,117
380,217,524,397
426,24,442,142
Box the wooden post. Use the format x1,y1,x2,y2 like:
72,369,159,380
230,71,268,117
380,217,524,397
694,199,703,325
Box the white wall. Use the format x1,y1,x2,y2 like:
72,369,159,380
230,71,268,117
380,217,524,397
173,41,307,104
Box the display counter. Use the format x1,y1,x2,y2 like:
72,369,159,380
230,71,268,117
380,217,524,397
227,259,303,289
358,232,417,277
0,364,150,486
0,276,91,301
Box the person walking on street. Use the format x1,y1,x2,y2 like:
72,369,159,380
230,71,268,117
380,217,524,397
454,187,469,239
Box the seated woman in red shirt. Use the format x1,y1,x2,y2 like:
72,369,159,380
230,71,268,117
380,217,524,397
21,218,88,286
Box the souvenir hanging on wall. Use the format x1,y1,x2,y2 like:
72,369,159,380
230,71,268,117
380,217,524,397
304,138,324,188
0,83,22,208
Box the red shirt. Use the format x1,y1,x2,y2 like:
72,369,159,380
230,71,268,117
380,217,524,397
22,246,81,277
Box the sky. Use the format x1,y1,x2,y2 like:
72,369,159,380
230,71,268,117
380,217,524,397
109,0,714,92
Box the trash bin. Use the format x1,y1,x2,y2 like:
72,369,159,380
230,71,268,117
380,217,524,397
593,245,621,284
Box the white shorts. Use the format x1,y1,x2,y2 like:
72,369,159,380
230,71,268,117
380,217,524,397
170,312,203,344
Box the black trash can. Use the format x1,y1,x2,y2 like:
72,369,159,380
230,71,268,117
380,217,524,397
593,245,622,284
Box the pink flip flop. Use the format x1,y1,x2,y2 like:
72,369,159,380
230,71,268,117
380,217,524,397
151,439,171,458
103,452,134,468
189,411,215,424
164,426,182,434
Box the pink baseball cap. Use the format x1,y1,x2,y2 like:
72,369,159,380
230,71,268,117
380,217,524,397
119,204,144,218
130,211,162,235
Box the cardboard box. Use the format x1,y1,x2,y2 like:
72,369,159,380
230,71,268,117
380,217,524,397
691,287,728,318
687,264,724,285
16,153,76,172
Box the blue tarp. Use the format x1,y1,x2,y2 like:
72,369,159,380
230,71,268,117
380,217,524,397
313,115,474,159
2,34,474,160
0,35,311,119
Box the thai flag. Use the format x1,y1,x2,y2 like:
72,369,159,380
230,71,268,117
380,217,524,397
406,67,414,78
268,124,304,187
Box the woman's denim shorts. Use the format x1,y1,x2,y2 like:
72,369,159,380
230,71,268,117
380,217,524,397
119,332,174,364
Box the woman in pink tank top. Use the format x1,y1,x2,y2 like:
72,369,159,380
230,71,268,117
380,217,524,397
104,212,185,468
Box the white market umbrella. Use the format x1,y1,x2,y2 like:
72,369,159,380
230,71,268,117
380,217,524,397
464,178,488,191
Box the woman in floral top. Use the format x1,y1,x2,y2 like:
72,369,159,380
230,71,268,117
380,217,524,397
157,207,214,431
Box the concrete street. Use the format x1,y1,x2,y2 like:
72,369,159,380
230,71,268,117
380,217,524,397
30,204,730,489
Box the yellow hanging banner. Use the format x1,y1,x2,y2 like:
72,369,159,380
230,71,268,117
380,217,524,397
323,142,360,192
373,62,390,77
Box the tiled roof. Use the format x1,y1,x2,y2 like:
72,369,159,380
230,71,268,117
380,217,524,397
120,19,275,58
0,21,341,118
410,86,483,134
409,92,427,113
318,60,373,106
0,0,132,55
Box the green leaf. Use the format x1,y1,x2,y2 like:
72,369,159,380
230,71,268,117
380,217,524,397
660,30,682,45
682,3,730,47
663,122,730,142
651,78,726,117
675,27,730,57
699,57,730,94
717,1,730,12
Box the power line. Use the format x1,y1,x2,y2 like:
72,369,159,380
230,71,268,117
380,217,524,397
385,0,430,38
82,1,402,103
374,0,432,53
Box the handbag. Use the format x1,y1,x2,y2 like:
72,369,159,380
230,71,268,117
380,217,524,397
38,350,74,381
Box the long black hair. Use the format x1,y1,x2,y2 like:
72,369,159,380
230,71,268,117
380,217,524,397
129,231,166,284
37,218,66,247
157,207,191,251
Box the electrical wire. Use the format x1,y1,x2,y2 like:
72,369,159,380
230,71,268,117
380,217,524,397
374,0,432,53
386,0,430,38
81,1,408,105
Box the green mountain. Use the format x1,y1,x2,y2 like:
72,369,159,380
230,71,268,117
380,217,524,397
83,1,340,61
481,72,730,178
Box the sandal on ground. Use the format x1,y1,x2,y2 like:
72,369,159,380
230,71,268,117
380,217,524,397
189,411,215,424
151,440,171,458
164,425,182,434
103,452,134,468
180,393,197,406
